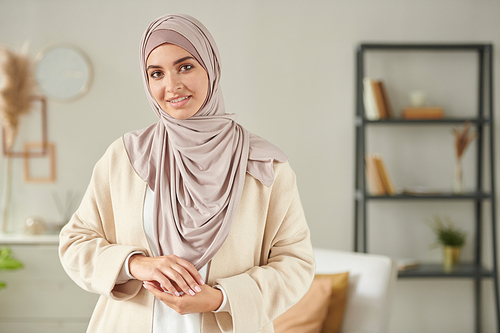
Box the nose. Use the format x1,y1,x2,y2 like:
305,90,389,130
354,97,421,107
165,71,181,93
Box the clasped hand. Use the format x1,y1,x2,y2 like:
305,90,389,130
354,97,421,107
129,254,222,314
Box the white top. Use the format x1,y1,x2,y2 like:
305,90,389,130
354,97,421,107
144,186,205,333
118,187,229,333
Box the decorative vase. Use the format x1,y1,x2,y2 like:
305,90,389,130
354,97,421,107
443,245,461,272
1,156,13,233
453,159,463,194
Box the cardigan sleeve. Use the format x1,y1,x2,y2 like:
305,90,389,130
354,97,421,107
213,162,315,333
58,142,148,301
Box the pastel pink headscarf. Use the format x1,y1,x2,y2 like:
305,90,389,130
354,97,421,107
123,14,288,269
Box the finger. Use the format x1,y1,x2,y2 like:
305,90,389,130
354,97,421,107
164,267,197,296
144,281,172,301
170,280,185,295
148,280,162,289
144,281,191,315
169,260,204,295
153,276,181,297
176,258,205,285
143,281,160,291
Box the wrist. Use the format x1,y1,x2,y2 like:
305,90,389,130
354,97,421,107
128,253,146,279
212,288,223,312
200,284,223,312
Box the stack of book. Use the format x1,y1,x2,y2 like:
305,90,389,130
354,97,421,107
365,154,396,195
363,77,393,120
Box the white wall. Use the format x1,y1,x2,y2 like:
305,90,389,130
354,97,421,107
1,0,500,332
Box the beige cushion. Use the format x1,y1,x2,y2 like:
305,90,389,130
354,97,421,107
273,277,332,333
273,272,349,333
318,272,349,333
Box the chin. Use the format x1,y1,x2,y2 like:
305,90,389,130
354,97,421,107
167,110,196,120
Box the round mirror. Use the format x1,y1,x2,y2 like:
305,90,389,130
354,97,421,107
35,44,93,102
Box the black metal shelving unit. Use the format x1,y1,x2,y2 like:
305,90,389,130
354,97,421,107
353,43,499,333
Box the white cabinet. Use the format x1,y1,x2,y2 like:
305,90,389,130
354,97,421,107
0,235,98,333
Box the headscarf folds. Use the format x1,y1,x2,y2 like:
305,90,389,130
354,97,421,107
123,14,287,270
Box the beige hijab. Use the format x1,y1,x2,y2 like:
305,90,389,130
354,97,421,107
123,14,288,269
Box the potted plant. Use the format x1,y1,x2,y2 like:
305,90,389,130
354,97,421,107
427,215,467,272
0,247,23,290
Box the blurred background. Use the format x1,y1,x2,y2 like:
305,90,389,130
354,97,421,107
1,0,500,332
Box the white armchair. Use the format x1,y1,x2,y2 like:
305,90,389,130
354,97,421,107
313,248,397,333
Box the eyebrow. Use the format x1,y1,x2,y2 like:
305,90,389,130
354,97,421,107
146,56,196,71
174,56,195,65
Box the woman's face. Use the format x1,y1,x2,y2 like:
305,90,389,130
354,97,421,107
146,43,209,119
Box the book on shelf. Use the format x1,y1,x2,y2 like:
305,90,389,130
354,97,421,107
363,77,393,120
378,80,393,118
363,78,379,120
401,106,444,120
374,155,396,195
365,154,396,195
365,155,386,195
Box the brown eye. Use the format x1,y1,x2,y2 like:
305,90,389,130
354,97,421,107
150,70,163,79
179,64,193,72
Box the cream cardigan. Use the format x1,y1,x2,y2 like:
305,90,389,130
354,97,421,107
59,138,315,333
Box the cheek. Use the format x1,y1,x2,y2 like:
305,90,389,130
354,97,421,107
198,75,209,100
186,70,209,100
148,81,164,102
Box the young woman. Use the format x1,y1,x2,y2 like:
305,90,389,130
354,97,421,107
59,14,314,333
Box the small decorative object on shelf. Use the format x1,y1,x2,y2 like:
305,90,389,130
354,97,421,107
427,215,467,272
452,122,477,193
408,90,426,107
0,246,23,290
403,89,444,119
24,216,46,235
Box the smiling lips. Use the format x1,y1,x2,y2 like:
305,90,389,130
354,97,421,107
167,96,191,108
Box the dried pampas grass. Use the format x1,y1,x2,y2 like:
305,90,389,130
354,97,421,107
0,47,35,151
453,122,477,161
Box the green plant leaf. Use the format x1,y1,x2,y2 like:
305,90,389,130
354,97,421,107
427,215,466,247
0,247,23,271
0,258,23,270
0,281,5,290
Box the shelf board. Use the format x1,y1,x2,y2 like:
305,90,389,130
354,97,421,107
359,117,490,125
359,43,491,51
398,263,494,278
0,233,59,245
360,191,491,201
